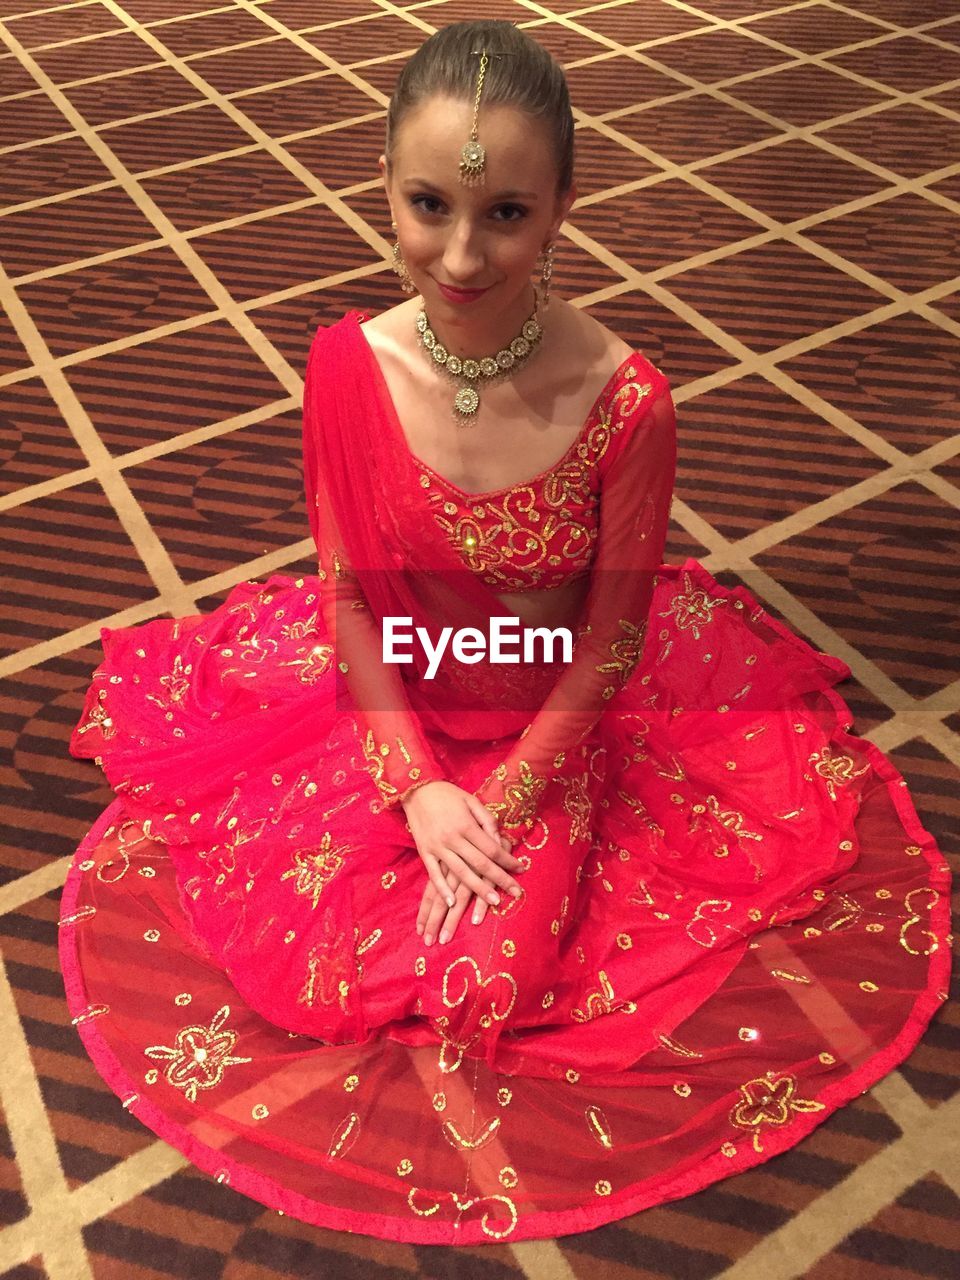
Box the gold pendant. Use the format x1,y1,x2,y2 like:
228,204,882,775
454,385,479,417
459,139,485,184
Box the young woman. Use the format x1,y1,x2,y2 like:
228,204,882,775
60,20,949,1247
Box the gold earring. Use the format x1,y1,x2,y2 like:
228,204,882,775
535,241,555,322
390,220,415,294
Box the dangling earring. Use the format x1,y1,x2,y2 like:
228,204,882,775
534,241,555,324
390,220,415,295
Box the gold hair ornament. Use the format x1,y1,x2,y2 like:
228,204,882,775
460,50,490,185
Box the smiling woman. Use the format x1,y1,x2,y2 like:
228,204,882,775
58,16,950,1251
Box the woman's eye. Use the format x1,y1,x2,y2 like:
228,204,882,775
410,195,443,215
408,196,527,222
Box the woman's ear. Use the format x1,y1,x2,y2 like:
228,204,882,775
379,154,396,225
548,180,578,244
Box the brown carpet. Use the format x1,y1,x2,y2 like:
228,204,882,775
1,0,958,1275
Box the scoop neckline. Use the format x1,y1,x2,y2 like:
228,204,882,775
349,309,637,501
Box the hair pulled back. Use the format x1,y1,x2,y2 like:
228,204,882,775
385,20,575,197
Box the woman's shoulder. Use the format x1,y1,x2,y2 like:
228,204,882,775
553,305,673,465
550,300,665,396
307,303,404,371
557,301,634,368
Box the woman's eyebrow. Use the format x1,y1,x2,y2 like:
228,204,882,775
402,177,539,200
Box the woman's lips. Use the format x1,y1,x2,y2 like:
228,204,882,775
436,280,490,304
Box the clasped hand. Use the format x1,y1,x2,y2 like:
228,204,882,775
401,780,524,947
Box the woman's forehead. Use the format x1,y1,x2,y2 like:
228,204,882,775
393,97,555,182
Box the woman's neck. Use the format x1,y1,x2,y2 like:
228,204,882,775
420,281,540,358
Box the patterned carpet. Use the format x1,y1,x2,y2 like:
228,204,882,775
1,0,958,1275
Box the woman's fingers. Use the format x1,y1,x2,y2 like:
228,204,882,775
416,872,495,947
416,827,523,948
421,852,457,909
463,794,508,859
436,886,472,946
464,794,524,870
423,864,486,948
424,891,451,945
416,877,439,935
424,868,465,946
443,836,523,901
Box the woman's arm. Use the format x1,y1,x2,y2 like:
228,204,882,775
474,372,677,839
303,340,447,812
314,536,447,810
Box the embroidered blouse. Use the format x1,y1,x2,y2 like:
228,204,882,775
304,314,677,819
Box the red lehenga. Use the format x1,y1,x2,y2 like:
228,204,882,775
60,309,950,1244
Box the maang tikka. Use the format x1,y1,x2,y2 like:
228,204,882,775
459,47,518,186
459,50,490,185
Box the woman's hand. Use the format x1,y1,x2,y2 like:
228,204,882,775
415,845,511,946
402,780,524,922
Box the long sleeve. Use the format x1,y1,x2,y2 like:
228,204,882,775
475,376,677,839
303,344,447,813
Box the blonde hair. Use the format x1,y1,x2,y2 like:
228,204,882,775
385,20,575,196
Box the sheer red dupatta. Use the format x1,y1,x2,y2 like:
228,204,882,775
301,310,676,829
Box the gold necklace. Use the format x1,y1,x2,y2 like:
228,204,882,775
415,305,543,420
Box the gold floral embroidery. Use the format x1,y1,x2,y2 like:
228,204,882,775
329,1112,360,1159
809,744,871,801
297,910,355,1011
434,955,519,1071
280,610,320,641
144,1005,251,1103
442,1116,501,1151
664,570,727,640
900,886,941,956
75,687,116,740
359,729,423,805
729,1072,825,1154
571,970,637,1022
482,759,547,833
550,894,570,937
596,618,648,698
355,928,382,956
405,1187,518,1239
657,1033,704,1059
585,1104,614,1149
449,514,505,573
423,473,599,591
146,653,191,711
822,891,863,931
541,455,591,506
560,774,592,843
294,642,334,684
686,898,744,949
280,832,349,909
689,795,764,880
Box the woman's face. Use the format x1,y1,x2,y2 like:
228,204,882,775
380,93,576,319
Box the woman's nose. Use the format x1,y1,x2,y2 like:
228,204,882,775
442,221,485,282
